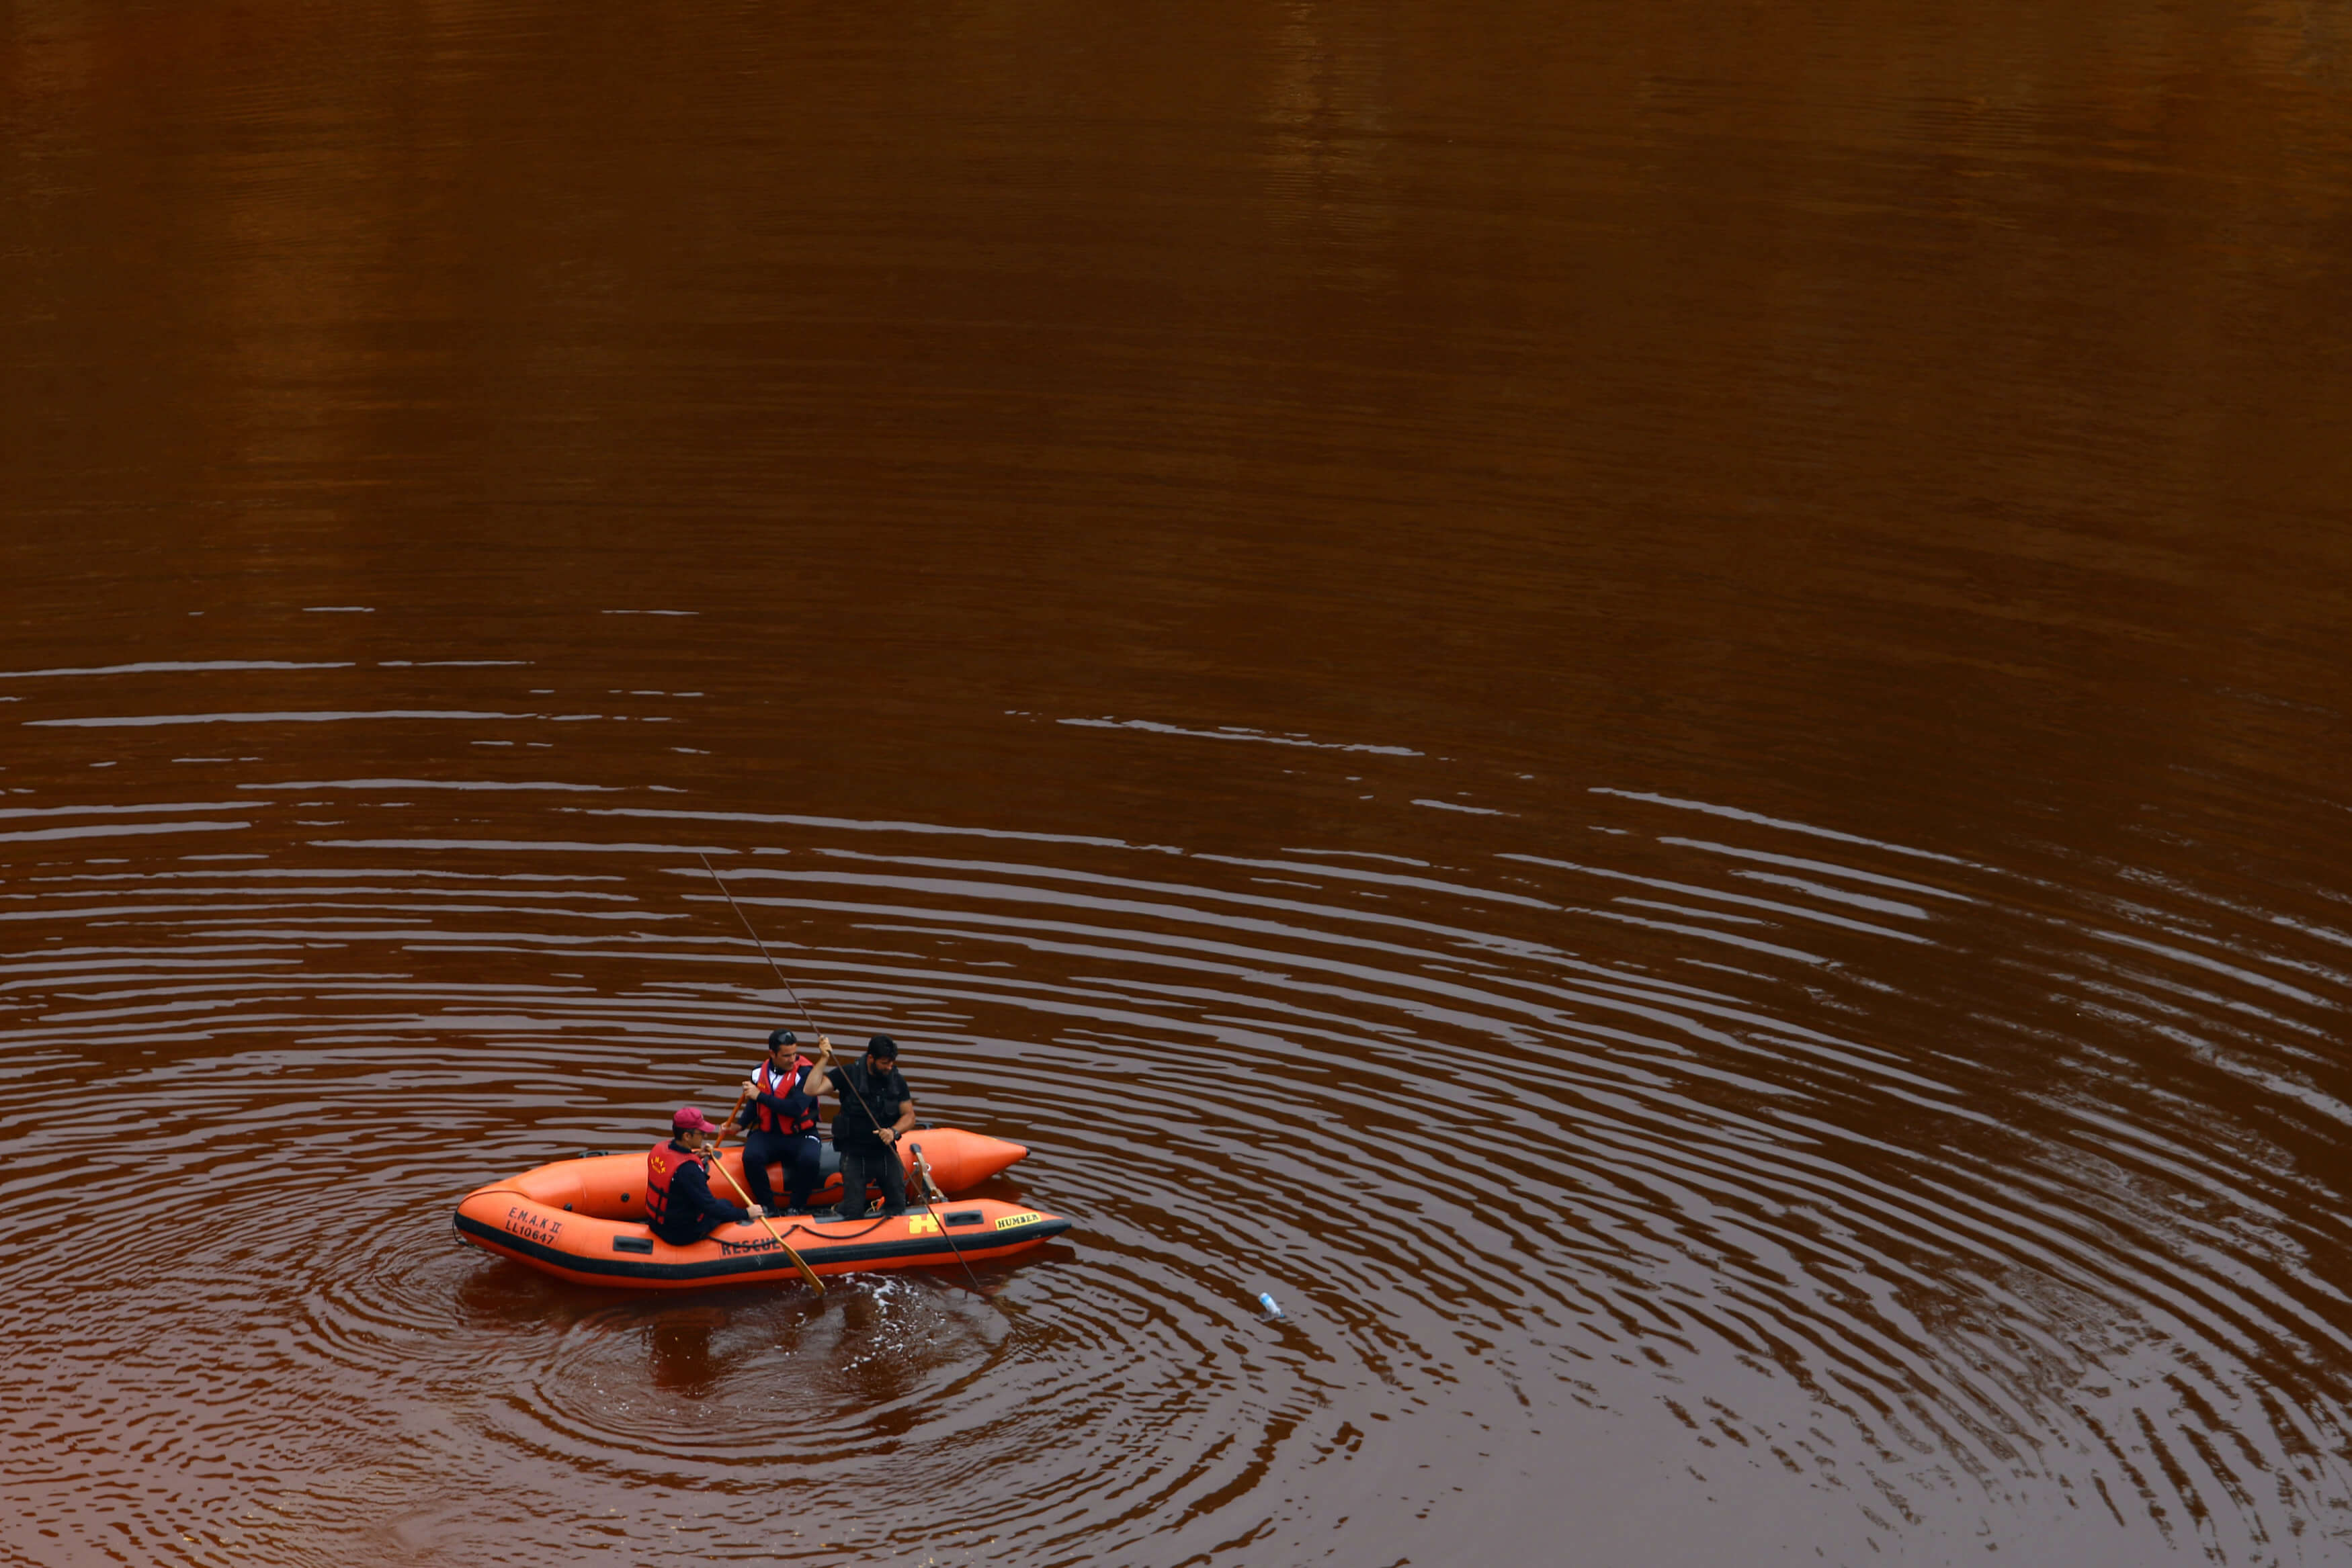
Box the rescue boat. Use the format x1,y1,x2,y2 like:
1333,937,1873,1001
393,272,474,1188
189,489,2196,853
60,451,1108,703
452,1129,1070,1289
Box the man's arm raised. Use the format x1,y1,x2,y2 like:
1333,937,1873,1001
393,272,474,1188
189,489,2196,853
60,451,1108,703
798,1037,838,1097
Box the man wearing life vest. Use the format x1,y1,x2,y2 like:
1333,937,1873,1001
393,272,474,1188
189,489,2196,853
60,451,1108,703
722,1027,825,1215
802,1035,917,1220
646,1106,762,1247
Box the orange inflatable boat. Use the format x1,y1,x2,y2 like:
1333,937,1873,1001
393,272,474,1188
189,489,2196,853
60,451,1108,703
452,1129,1070,1289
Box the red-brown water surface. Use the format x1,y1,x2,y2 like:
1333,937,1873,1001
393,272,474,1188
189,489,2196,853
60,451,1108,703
5,3,2352,1564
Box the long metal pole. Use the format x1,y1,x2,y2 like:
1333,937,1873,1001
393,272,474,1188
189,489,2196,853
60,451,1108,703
696,853,989,1295
698,852,821,1035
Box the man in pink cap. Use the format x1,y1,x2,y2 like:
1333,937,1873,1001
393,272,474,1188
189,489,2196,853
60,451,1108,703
645,1106,763,1248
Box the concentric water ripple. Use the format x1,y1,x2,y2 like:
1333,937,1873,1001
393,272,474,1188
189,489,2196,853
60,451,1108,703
6,687,2352,1564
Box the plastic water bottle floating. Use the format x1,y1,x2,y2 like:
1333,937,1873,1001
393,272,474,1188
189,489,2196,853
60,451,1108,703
1258,1291,1287,1321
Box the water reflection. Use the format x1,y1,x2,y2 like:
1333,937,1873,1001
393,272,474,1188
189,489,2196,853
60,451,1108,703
13,668,2352,1565
646,1308,726,1399
38,761,2351,1553
6,0,2352,1562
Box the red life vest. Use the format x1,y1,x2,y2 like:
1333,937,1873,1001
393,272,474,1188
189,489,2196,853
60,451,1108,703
749,1055,816,1136
644,1138,702,1230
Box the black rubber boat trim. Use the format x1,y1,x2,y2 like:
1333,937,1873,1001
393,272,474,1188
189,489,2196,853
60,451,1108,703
452,1211,1069,1282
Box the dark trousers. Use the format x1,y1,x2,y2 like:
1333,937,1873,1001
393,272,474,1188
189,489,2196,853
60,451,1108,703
743,1129,822,1211
653,1214,725,1248
834,1143,907,1219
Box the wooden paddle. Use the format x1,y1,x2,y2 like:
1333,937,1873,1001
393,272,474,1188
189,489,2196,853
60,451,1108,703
704,1147,825,1295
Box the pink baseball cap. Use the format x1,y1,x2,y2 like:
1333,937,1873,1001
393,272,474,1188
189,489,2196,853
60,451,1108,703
672,1106,719,1134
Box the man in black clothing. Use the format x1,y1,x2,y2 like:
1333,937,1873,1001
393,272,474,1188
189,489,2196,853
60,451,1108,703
646,1106,763,1247
802,1035,916,1220
723,1027,824,1215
